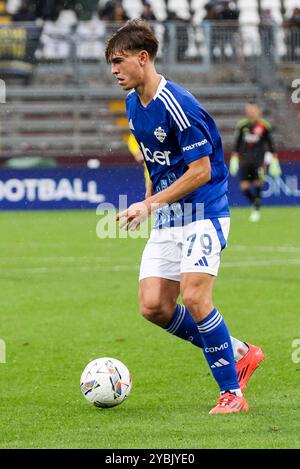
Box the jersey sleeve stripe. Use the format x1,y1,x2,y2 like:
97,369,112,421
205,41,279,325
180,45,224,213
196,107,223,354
160,90,190,130
158,94,185,131
162,87,191,128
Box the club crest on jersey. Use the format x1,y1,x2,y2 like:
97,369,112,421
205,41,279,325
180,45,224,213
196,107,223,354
154,126,167,143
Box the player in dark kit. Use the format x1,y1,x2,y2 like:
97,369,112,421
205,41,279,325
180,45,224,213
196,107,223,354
230,102,281,222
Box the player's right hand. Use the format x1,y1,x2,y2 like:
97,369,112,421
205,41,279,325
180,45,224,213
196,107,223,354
229,154,239,177
116,201,151,231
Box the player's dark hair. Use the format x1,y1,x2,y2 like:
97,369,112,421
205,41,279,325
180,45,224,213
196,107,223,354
247,100,260,107
105,19,159,63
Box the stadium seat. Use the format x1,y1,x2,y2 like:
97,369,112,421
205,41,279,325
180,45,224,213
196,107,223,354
40,10,79,60
235,0,260,57
261,0,282,22
166,0,191,19
41,21,72,59
6,0,20,14
191,0,207,24
76,16,106,60
147,0,167,21
238,0,259,24
122,0,143,19
284,0,300,16
56,9,78,28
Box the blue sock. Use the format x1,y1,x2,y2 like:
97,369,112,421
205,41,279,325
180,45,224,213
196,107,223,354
164,305,203,348
197,308,240,393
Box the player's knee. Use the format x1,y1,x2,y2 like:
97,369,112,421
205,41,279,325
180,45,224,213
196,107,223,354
182,288,212,316
139,299,165,322
139,294,174,325
182,286,198,307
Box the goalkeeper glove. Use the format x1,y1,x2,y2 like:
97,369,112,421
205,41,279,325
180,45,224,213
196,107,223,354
229,155,239,176
258,166,265,181
268,157,282,178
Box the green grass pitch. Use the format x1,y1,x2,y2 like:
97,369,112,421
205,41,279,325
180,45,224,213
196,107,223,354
0,207,299,449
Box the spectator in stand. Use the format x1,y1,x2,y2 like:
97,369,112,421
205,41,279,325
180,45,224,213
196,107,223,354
12,0,36,21
99,0,115,20
203,2,220,63
113,2,129,22
35,0,64,21
140,2,157,22
283,8,300,61
99,1,129,22
217,1,240,61
203,2,219,21
259,9,276,63
202,1,240,63
219,0,239,21
164,10,190,62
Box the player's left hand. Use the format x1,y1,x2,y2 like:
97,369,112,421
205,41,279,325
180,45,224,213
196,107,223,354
268,156,282,178
116,201,151,231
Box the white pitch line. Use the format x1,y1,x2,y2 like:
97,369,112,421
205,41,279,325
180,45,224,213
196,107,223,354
1,265,139,274
0,241,117,248
0,243,299,252
0,245,299,265
0,255,290,266
222,258,300,267
0,256,133,264
2,258,300,275
230,245,300,253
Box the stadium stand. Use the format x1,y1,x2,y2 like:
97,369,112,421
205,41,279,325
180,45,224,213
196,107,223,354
0,0,299,166
0,82,270,162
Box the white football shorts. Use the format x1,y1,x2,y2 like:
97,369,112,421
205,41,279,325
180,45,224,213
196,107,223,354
139,218,230,281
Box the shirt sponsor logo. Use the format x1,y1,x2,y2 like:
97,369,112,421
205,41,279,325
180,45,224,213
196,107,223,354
245,133,259,143
182,139,208,152
140,142,171,166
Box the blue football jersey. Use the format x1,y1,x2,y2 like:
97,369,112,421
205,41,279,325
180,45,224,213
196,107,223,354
126,76,230,228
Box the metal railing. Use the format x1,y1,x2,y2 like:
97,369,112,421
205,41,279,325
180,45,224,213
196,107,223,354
39,21,300,65
0,21,299,77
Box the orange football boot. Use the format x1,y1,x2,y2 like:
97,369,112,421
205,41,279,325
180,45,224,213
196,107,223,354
209,392,249,415
236,343,265,392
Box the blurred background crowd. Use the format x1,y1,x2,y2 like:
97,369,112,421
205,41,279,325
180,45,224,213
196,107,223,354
0,1,299,170
4,0,300,28
0,1,299,64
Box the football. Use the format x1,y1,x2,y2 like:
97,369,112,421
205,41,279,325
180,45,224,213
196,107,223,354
80,357,132,408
